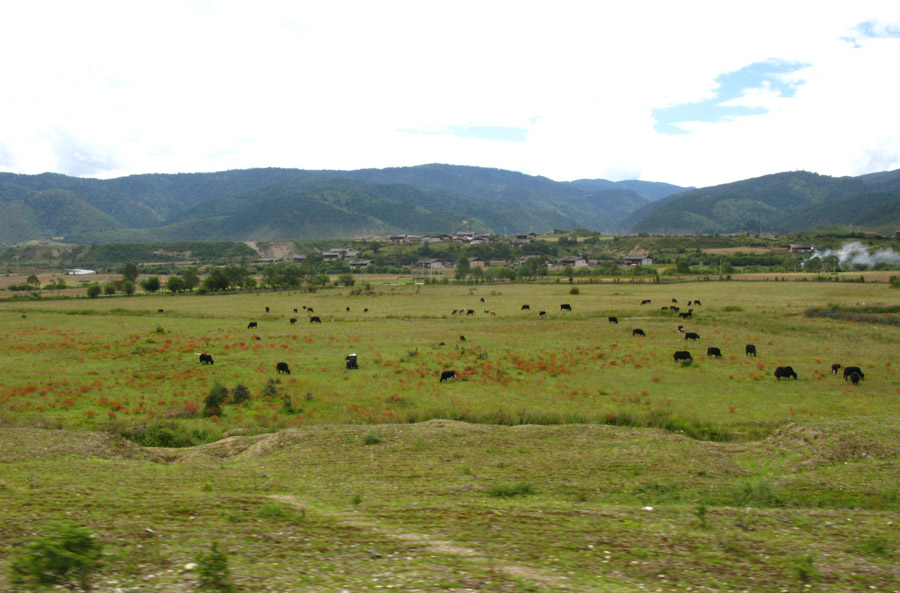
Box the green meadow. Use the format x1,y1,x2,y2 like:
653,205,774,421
1,280,899,592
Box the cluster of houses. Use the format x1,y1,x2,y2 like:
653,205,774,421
413,253,654,271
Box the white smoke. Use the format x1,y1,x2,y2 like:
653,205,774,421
810,241,900,270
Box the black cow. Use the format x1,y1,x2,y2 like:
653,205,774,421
843,366,864,381
460,335,466,342
677,325,685,333
671,306,680,312
265,306,270,313
310,316,322,323
608,316,618,324
707,347,722,358
466,309,475,316
247,321,258,329
539,311,547,317
641,299,651,305
684,332,700,341
364,308,368,313
521,305,530,311
679,311,692,319
632,328,645,336
307,307,314,313
158,309,164,313
480,297,485,303
693,300,702,306
345,354,358,370
774,366,797,380
290,318,297,325
439,370,457,383
849,371,862,385
831,363,841,375
560,304,572,312
745,344,757,357
673,351,693,363
199,353,214,365
294,308,298,313
276,362,291,375
672,298,678,303
346,307,350,312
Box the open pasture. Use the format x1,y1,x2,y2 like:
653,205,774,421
2,280,900,592
1,280,898,438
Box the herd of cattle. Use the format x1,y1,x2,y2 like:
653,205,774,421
196,296,866,387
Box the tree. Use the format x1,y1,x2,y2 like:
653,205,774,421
563,265,574,283
103,283,116,296
166,276,184,294
179,268,200,292
455,256,470,281
26,274,40,288
10,522,103,592
86,283,102,298
140,276,161,293
338,273,355,287
676,258,691,274
121,280,136,296
470,266,484,283
121,263,139,283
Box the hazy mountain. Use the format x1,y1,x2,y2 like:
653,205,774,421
0,165,689,243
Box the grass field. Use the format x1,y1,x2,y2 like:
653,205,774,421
1,279,899,592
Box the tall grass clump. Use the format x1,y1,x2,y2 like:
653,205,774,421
488,482,536,498
9,522,104,592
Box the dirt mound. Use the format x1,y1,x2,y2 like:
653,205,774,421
163,433,272,463
0,428,165,462
761,420,900,466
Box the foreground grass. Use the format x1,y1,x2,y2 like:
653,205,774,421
0,420,898,592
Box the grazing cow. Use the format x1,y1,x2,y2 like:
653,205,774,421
439,370,457,383
706,347,722,358
346,307,350,312
671,306,680,312
460,335,466,342
480,297,485,303
345,353,358,370
745,344,757,357
302,306,307,310
158,309,164,313
364,308,368,313
661,306,669,311
632,328,645,337
307,307,314,313
265,306,270,313
677,325,685,333
684,332,700,341
290,318,297,325
466,309,475,316
849,371,861,385
247,321,258,329
693,300,702,306
672,298,678,303
831,363,841,375
199,353,214,365
641,299,651,305
673,351,693,363
294,308,298,313
774,366,797,380
843,366,864,381
679,311,692,319
687,301,693,306
276,362,291,375
608,316,618,324
539,311,547,317
521,305,530,311
560,304,572,312
310,316,322,323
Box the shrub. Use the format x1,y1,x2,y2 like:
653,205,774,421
204,383,229,417
361,431,382,445
121,422,201,448
488,482,535,498
196,542,234,592
569,287,580,295
86,284,102,299
230,384,250,405
9,522,103,592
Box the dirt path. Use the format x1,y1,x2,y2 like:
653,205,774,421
269,494,601,592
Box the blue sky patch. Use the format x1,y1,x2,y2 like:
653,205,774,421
652,60,808,135
842,19,900,47
402,125,528,143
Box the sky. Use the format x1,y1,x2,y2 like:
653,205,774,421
1,1,899,188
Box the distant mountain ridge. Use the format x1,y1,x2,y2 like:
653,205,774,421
0,165,687,243
625,169,900,235
2,164,899,243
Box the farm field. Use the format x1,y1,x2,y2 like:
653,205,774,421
1,280,899,592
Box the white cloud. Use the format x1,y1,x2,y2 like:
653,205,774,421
0,1,899,187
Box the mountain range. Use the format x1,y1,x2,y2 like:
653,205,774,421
1,164,899,244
